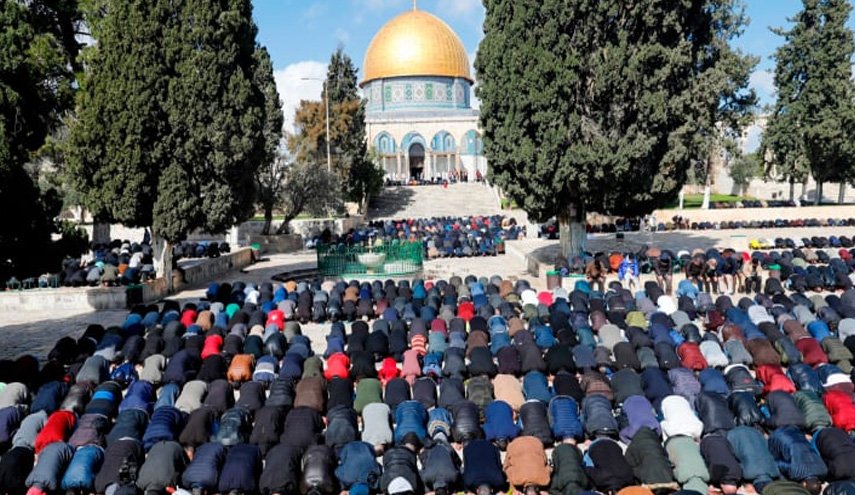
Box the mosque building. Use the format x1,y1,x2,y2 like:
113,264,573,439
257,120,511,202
361,3,487,182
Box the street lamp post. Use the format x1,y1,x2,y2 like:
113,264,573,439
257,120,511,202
301,77,332,172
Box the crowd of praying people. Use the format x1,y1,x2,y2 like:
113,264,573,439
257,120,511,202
4,265,855,495
306,216,525,258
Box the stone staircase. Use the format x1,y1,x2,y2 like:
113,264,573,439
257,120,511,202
367,182,503,220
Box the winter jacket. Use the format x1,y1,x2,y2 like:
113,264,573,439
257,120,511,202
12,410,46,449
181,442,226,491
94,437,144,494
504,436,552,488
34,409,75,453
727,426,781,485
394,400,428,443
174,380,207,414
625,427,675,485
728,391,764,427
361,402,393,447
815,426,855,480
494,374,525,411
31,381,67,416
450,400,482,444
380,446,420,494
757,365,796,394
259,443,302,494
549,396,584,442
420,441,462,491
768,425,828,481
661,395,703,440
641,367,673,411
483,400,519,443
583,438,635,493
700,433,743,488
68,412,110,448
107,408,148,445
179,406,217,448
462,439,506,491
824,390,855,431
668,367,702,407
666,435,711,494
696,392,736,435
619,395,660,443
787,363,825,394
119,379,156,415
725,364,762,395
218,443,262,494
335,441,383,490
354,378,383,414
25,441,73,492
300,444,338,495
214,406,253,446
0,446,33,495
280,406,324,450
582,394,618,437
610,369,644,405
142,405,184,451
520,400,553,446
136,440,188,492
549,443,589,495
766,390,807,429
793,390,832,430
60,444,104,492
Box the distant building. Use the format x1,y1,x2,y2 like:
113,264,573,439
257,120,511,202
361,5,486,181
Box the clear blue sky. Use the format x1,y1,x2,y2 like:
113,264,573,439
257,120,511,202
252,0,855,132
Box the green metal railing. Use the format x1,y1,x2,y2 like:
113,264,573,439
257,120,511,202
316,241,424,277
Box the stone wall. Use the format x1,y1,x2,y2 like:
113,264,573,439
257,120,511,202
246,234,303,254
0,248,254,313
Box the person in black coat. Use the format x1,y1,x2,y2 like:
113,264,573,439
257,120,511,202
280,406,324,451
700,433,743,495
301,445,338,495
380,445,421,495
462,439,506,495
450,400,482,444
259,444,303,495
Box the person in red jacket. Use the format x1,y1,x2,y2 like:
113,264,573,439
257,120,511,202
824,390,855,431
756,365,796,395
677,342,708,371
323,352,350,381
200,334,223,360
34,410,76,453
378,357,400,384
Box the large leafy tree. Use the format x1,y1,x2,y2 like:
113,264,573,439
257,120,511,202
762,0,855,204
0,0,76,281
477,0,756,256
68,0,268,288
290,47,383,211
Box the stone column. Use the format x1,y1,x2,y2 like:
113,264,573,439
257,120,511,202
425,150,432,180
396,152,402,180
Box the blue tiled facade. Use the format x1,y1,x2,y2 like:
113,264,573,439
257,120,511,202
365,76,472,114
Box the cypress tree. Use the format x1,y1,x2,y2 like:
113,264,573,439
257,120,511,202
68,0,268,288
476,0,756,256
763,0,855,204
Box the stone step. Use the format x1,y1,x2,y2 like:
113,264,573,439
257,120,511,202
368,183,502,219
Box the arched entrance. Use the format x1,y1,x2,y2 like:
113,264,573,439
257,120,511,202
408,143,425,180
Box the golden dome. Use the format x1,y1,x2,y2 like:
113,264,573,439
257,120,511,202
361,9,472,86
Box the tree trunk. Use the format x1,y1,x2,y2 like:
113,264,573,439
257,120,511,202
788,178,795,202
558,202,586,259
815,181,823,205
152,230,174,293
275,213,296,235
838,183,846,204
261,205,273,235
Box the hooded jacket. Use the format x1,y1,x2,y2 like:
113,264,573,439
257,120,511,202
624,426,675,485
504,436,552,488
661,395,703,440
665,435,711,494
768,425,828,481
